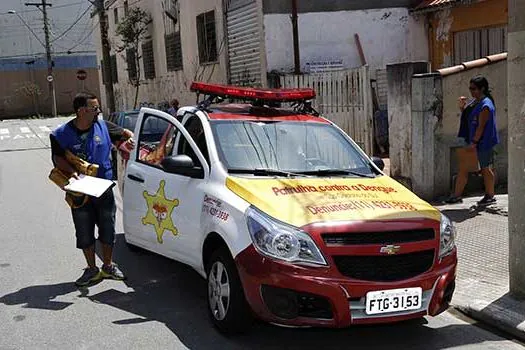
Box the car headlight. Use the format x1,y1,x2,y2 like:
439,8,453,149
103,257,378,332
439,213,456,259
246,206,327,266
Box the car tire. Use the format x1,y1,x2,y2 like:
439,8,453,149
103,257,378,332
206,246,253,334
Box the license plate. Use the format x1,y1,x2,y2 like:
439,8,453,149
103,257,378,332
365,287,422,315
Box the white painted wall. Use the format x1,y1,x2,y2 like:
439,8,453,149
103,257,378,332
264,8,428,73
96,0,228,112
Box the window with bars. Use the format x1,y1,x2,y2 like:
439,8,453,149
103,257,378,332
165,32,183,71
126,48,137,81
142,40,156,79
114,8,118,24
453,26,507,64
196,10,218,64
164,0,183,71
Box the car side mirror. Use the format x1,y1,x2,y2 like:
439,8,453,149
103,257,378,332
161,155,204,179
371,156,385,171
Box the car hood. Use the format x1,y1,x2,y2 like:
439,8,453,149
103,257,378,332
226,176,440,227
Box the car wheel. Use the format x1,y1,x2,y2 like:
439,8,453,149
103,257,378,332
206,246,253,334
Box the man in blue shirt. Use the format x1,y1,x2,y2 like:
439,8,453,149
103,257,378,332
51,93,134,286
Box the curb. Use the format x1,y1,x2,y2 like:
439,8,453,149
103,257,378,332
452,302,525,343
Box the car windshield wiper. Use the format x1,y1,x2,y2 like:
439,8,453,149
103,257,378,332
228,168,306,177
298,169,375,178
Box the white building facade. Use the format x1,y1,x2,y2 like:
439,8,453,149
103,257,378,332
95,0,428,111
95,0,228,111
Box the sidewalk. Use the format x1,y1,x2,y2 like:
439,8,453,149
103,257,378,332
435,194,525,341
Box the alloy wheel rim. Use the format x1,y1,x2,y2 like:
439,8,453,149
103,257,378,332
208,261,230,321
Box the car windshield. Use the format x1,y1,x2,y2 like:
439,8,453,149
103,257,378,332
210,120,375,177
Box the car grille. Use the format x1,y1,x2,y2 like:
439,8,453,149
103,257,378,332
333,250,435,282
322,229,435,246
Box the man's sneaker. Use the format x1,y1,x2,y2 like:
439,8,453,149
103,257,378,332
445,195,463,204
477,195,496,206
75,267,101,287
100,263,126,281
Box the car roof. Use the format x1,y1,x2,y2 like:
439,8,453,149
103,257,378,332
205,104,330,124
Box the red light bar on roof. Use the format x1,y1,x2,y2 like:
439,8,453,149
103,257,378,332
190,82,316,102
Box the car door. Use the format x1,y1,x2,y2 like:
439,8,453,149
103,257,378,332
123,108,210,265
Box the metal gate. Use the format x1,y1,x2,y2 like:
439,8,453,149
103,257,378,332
226,0,262,86
279,66,374,155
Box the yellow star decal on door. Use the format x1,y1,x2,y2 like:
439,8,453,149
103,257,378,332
141,180,179,244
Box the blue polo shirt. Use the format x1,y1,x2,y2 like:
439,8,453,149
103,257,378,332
468,97,499,151
51,119,123,180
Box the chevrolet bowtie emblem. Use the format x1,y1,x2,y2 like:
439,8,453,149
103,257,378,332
380,245,401,255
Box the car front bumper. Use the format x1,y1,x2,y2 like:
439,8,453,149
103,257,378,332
235,219,457,328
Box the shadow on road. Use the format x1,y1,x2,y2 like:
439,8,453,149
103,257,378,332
0,283,80,311
0,234,514,349
87,234,510,350
440,208,482,223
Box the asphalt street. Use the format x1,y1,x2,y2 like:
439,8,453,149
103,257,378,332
0,118,523,350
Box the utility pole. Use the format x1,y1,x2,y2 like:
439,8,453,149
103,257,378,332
508,0,525,298
25,1,57,117
291,0,300,74
91,0,116,114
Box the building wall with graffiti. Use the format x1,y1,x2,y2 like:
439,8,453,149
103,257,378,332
94,0,229,113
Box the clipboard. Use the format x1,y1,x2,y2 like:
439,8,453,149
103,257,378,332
64,174,115,198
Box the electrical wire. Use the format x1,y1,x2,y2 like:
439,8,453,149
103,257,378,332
64,18,99,52
0,2,86,16
9,13,47,49
50,4,93,43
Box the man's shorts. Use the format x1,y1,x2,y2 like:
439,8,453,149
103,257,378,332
71,190,116,249
477,148,495,169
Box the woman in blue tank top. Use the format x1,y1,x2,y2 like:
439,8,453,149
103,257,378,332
446,76,500,205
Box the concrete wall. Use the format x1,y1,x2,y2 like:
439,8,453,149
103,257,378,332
264,8,428,74
435,60,508,196
411,73,443,200
387,59,507,199
0,57,100,118
96,0,228,113
423,0,508,69
386,62,430,188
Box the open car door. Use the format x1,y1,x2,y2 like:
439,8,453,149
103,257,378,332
122,108,210,263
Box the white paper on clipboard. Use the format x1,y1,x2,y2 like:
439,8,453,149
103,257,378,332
64,175,115,198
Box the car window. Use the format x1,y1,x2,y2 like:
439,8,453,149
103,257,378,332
137,114,180,167
178,115,210,165
137,114,205,173
122,113,138,130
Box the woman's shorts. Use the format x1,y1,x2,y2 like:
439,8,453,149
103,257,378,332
477,148,495,169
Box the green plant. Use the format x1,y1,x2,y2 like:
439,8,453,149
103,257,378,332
115,7,152,109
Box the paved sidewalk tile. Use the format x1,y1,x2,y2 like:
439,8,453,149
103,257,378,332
435,195,525,341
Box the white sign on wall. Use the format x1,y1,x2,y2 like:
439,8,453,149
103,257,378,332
304,59,345,73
